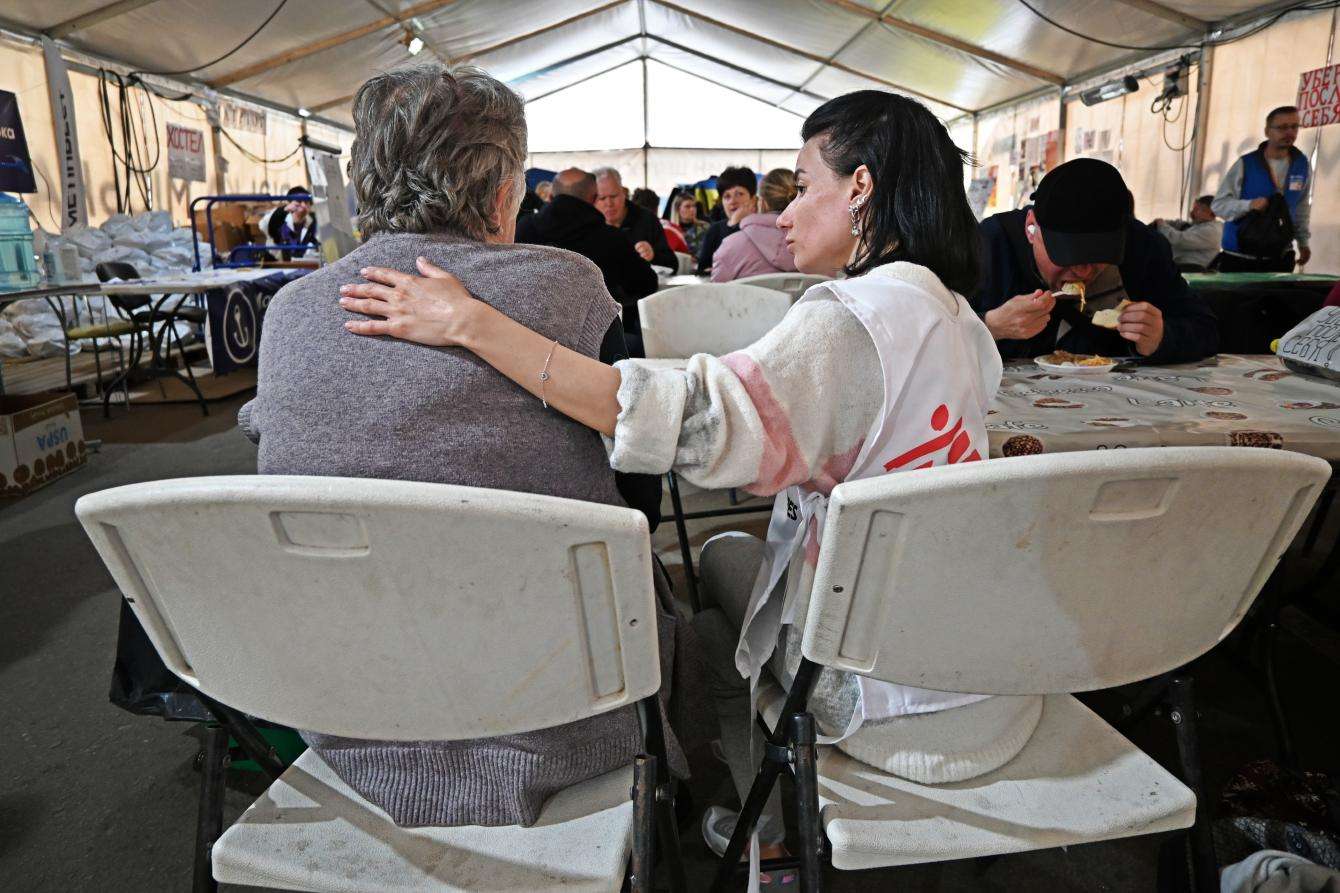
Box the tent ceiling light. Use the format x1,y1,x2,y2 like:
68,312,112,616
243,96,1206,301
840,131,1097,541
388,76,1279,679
1079,75,1140,107
297,107,311,118
407,36,425,56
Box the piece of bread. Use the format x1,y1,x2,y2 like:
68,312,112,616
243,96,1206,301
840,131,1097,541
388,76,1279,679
1092,299,1131,330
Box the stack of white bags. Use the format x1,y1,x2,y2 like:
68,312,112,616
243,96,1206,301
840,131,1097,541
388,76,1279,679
0,211,213,359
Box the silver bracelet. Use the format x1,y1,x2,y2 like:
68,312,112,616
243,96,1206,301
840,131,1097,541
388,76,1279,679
539,339,558,408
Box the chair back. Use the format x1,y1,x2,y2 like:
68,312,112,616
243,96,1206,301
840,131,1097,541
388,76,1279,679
639,283,791,358
95,261,149,312
800,447,1330,695
95,261,140,282
673,251,696,275
735,273,829,301
76,476,661,740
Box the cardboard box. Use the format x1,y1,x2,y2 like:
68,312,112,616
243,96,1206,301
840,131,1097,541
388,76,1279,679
192,205,265,256
192,203,247,232
0,392,87,497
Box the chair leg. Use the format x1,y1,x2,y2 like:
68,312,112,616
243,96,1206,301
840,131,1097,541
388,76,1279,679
197,691,287,782
665,471,700,612
656,782,688,893
1167,677,1218,893
193,723,228,893
712,661,822,893
789,713,823,893
1262,618,1299,770
171,323,209,416
104,331,141,417
1301,488,1335,555
630,755,656,893
711,752,788,893
639,691,687,893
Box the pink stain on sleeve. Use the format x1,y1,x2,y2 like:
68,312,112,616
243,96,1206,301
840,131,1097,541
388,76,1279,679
721,352,810,497
808,437,865,497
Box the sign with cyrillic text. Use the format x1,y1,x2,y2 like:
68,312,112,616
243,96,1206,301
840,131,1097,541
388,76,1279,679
1297,63,1340,128
167,123,207,182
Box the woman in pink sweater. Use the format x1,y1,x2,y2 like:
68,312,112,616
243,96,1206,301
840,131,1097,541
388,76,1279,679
710,168,800,282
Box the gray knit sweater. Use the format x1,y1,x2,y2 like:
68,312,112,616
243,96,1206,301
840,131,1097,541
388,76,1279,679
239,230,688,827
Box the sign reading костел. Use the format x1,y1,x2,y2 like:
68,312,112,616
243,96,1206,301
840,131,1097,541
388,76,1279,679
166,122,207,182
1297,63,1340,128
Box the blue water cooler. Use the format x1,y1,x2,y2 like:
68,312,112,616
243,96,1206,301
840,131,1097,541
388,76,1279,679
0,193,39,292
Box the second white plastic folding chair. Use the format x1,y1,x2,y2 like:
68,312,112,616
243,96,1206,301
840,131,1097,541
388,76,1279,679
709,446,1330,893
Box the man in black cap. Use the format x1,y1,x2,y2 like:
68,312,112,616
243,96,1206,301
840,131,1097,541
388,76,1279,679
972,158,1217,362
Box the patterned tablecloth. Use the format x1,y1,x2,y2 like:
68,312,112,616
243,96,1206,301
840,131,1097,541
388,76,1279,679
989,354,1340,461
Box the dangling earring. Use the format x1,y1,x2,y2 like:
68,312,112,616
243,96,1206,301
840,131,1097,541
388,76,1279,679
849,195,866,237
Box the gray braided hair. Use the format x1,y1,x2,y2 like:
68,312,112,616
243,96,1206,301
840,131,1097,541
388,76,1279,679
350,64,526,240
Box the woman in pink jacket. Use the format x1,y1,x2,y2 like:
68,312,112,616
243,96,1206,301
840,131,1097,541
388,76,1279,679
710,168,800,282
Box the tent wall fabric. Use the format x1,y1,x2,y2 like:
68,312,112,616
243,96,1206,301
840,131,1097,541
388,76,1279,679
0,36,346,229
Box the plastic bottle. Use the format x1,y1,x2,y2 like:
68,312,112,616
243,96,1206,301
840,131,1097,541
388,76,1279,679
34,227,55,283
0,193,39,292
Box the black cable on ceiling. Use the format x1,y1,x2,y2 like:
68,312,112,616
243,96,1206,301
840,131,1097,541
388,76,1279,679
1014,0,1340,54
130,0,290,77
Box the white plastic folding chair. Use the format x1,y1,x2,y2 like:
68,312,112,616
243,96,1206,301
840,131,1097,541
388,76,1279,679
735,273,828,301
637,282,793,608
76,476,684,893
710,447,1331,893
638,283,791,359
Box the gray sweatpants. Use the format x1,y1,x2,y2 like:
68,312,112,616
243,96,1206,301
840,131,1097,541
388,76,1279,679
690,532,787,844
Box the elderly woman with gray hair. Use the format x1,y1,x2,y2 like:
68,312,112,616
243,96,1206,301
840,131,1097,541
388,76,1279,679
238,63,699,828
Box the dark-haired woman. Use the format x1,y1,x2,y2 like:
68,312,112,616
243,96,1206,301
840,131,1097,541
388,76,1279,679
337,91,1036,862
697,165,758,273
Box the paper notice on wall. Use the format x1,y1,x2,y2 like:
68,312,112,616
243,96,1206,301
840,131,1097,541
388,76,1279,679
167,123,207,182
39,37,87,230
220,100,266,135
967,176,995,219
303,146,356,260
1297,63,1340,128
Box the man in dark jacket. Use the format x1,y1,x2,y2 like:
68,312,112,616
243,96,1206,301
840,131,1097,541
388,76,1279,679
517,168,658,354
972,158,1218,363
592,167,677,271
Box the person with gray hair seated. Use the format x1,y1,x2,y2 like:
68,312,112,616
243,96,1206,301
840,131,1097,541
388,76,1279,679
517,167,658,355
238,63,693,828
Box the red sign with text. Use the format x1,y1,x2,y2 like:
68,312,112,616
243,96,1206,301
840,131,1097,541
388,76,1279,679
1297,63,1340,128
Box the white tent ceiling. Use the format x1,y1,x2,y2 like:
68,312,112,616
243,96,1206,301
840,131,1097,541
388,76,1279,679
0,0,1288,135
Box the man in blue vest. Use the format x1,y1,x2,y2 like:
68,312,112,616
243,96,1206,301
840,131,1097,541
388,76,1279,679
1211,106,1311,272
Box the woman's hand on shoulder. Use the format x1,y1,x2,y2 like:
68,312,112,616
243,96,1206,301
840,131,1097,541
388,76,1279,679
339,256,482,348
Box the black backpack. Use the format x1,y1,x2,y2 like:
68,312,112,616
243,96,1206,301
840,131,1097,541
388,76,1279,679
1235,150,1296,258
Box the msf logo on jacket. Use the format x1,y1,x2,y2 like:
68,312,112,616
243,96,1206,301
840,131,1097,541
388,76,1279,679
884,404,983,472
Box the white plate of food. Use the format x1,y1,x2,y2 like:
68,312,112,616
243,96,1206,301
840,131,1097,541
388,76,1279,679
1034,350,1119,375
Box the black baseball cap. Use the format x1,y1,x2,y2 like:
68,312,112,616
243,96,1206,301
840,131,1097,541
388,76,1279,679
1030,158,1133,266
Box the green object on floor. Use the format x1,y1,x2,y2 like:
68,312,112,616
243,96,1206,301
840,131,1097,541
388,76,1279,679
229,726,306,773
1184,272,1338,285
